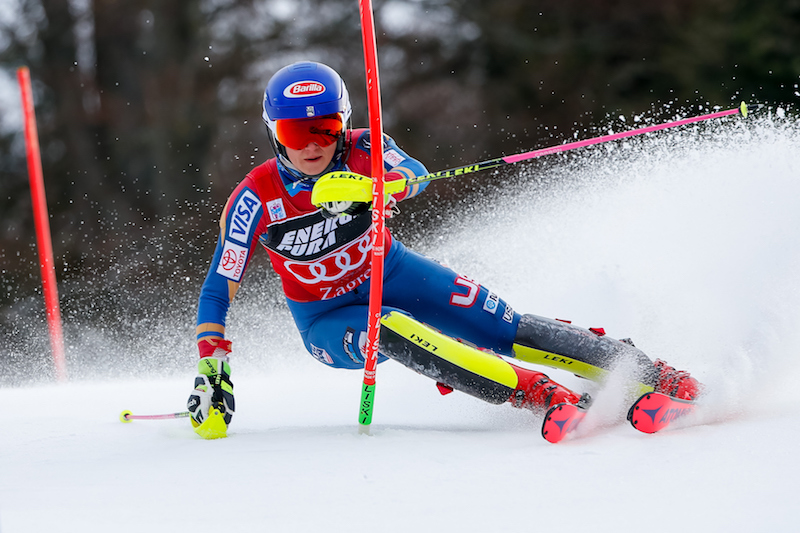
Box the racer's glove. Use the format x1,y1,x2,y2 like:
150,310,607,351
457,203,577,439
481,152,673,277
319,200,370,219
311,171,406,219
319,197,400,219
187,338,235,439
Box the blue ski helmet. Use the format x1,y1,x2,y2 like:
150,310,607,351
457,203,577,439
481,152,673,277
262,61,352,179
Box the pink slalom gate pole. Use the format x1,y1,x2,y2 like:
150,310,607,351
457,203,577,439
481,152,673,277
357,0,386,433
503,103,748,164
17,66,68,382
409,102,749,186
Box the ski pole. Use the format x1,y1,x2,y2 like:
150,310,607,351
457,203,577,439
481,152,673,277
408,102,748,187
312,103,749,206
119,410,190,423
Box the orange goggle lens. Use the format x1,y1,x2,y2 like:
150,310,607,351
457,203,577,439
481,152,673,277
275,114,344,150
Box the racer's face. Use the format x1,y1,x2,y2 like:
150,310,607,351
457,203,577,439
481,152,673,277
285,142,337,176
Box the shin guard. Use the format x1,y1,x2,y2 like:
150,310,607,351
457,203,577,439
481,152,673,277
379,311,584,410
512,314,657,393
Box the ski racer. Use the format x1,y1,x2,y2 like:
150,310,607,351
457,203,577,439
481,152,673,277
187,61,701,437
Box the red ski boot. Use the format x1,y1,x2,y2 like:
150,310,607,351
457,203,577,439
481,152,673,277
652,359,702,401
509,367,588,410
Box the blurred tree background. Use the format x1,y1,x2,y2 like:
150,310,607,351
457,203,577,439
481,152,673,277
1,0,798,380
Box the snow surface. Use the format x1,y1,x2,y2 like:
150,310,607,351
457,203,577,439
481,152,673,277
3,111,800,532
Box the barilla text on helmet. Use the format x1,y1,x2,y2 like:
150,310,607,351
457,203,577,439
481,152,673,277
284,81,326,98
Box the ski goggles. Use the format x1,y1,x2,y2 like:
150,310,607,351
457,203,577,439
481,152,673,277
275,114,344,150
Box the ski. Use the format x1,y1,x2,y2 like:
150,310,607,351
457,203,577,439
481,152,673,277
542,391,696,442
541,402,588,443
627,391,696,434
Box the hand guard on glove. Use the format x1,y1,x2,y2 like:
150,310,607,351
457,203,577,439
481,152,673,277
311,171,405,219
319,200,370,219
187,338,235,439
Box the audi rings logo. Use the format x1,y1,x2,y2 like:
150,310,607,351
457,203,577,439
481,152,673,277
284,234,371,284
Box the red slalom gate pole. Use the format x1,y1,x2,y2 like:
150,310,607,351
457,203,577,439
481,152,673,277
17,66,68,382
357,0,385,433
